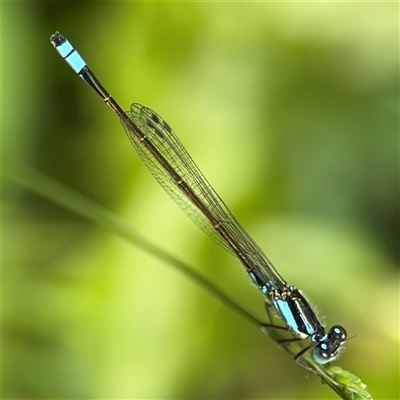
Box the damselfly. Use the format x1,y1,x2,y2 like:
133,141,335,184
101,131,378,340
50,31,347,370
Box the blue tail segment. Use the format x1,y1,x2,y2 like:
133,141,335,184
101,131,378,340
51,32,86,74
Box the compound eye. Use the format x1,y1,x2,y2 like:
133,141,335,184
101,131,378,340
312,342,334,364
328,325,347,343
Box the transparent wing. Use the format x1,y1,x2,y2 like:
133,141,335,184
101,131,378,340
121,103,285,288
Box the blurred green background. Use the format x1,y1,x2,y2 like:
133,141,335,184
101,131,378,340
3,2,399,399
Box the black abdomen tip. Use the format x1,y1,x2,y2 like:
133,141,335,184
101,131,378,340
50,32,65,47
